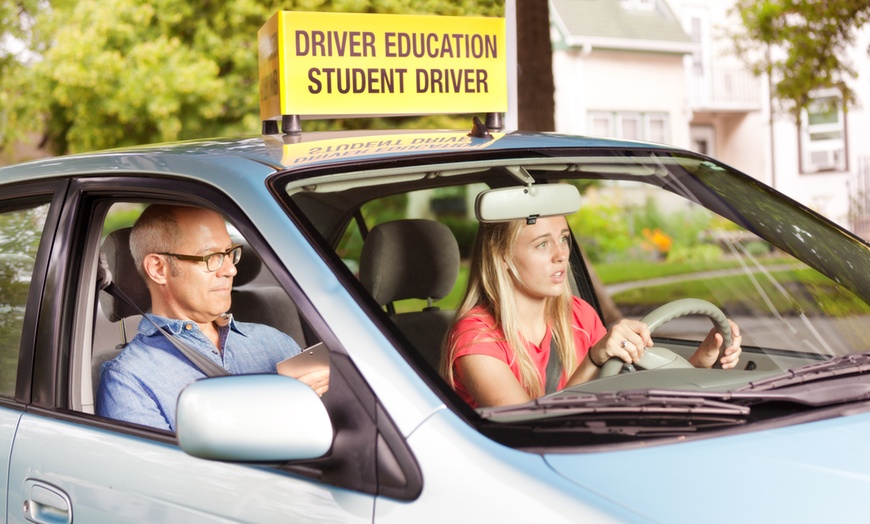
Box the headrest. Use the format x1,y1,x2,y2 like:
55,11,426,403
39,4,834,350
230,240,262,287
99,227,151,321
360,219,460,306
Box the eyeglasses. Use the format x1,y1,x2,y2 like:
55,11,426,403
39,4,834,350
159,245,243,272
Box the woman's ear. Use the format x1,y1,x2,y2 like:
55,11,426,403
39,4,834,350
142,253,170,285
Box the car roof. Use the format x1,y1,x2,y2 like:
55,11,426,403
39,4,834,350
0,129,678,186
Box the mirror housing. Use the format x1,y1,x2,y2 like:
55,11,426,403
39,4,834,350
475,183,581,223
176,374,333,462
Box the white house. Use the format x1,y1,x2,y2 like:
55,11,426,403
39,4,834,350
549,0,870,235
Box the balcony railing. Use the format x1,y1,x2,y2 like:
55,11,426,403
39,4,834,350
689,66,762,111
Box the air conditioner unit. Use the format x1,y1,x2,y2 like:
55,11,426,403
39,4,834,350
809,146,844,172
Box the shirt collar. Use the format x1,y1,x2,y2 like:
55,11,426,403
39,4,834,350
139,313,249,337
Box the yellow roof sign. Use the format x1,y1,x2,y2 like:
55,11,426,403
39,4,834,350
258,11,507,122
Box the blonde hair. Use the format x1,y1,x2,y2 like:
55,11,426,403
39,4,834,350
441,219,578,399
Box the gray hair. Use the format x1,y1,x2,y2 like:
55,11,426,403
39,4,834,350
129,204,182,280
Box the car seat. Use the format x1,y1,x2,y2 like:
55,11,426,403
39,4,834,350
359,219,460,371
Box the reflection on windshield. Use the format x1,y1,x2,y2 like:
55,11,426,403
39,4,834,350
575,176,869,369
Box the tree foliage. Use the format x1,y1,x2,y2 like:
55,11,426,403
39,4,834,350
731,0,870,121
1,0,502,156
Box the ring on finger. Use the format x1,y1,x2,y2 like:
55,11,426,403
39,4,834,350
620,340,628,349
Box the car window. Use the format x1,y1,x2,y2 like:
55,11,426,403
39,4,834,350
574,179,870,356
0,202,50,397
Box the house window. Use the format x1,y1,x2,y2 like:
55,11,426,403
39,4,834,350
589,111,670,144
801,94,847,173
618,113,642,140
646,114,669,144
590,112,614,137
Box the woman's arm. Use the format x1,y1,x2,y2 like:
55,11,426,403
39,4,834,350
454,354,533,407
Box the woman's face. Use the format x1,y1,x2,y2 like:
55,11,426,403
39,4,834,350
507,215,571,301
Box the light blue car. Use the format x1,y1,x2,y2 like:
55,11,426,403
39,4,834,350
1,125,868,523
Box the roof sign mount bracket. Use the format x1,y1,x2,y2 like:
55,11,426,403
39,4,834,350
485,112,504,132
282,115,301,136
262,120,279,135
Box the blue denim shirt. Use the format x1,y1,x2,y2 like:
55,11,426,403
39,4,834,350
96,314,301,431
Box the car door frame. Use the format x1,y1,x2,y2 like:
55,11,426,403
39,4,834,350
10,173,422,522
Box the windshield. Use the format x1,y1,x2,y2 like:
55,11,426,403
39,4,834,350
278,146,870,439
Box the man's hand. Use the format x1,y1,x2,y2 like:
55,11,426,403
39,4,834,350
293,367,330,397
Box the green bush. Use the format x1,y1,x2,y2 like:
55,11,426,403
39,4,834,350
666,244,723,263
568,204,634,264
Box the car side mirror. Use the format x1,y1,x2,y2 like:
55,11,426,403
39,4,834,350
176,374,333,462
475,183,581,223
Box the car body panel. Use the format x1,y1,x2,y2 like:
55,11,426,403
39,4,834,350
378,409,637,523
8,414,374,523
545,408,870,523
0,408,20,520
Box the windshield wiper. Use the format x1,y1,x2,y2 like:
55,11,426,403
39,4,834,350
478,356,870,428
478,389,749,424
738,351,870,393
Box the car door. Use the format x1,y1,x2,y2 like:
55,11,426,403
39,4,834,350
0,181,66,523
5,176,406,523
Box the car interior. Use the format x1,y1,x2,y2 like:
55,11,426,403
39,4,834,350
82,203,317,416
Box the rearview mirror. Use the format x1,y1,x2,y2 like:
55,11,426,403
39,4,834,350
475,183,581,223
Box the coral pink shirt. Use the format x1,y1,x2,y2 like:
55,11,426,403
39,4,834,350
449,296,606,408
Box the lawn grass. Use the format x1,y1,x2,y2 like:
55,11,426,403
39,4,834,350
611,267,870,317
593,256,798,285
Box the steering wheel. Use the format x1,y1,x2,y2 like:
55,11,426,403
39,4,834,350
599,298,732,378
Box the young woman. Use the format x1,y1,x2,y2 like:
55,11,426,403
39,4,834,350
441,215,742,408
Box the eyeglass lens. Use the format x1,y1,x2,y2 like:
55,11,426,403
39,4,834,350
206,246,242,271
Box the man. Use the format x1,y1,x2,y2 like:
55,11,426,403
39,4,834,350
97,204,328,431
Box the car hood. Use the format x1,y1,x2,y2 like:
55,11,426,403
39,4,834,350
543,408,870,523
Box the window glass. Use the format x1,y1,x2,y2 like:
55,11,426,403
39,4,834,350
589,112,613,137
572,179,869,355
646,114,669,143
589,111,669,143
802,94,846,172
0,203,50,396
619,114,641,141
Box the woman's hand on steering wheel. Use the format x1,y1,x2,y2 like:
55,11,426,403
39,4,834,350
589,319,653,367
691,319,742,369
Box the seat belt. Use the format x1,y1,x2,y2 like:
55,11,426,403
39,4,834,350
97,253,229,378
545,335,562,395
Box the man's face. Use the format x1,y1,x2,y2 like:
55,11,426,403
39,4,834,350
162,208,237,323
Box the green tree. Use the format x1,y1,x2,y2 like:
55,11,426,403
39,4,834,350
0,1,40,147
1,0,502,156
731,0,870,121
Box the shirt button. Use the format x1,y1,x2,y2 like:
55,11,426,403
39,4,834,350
184,324,193,331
